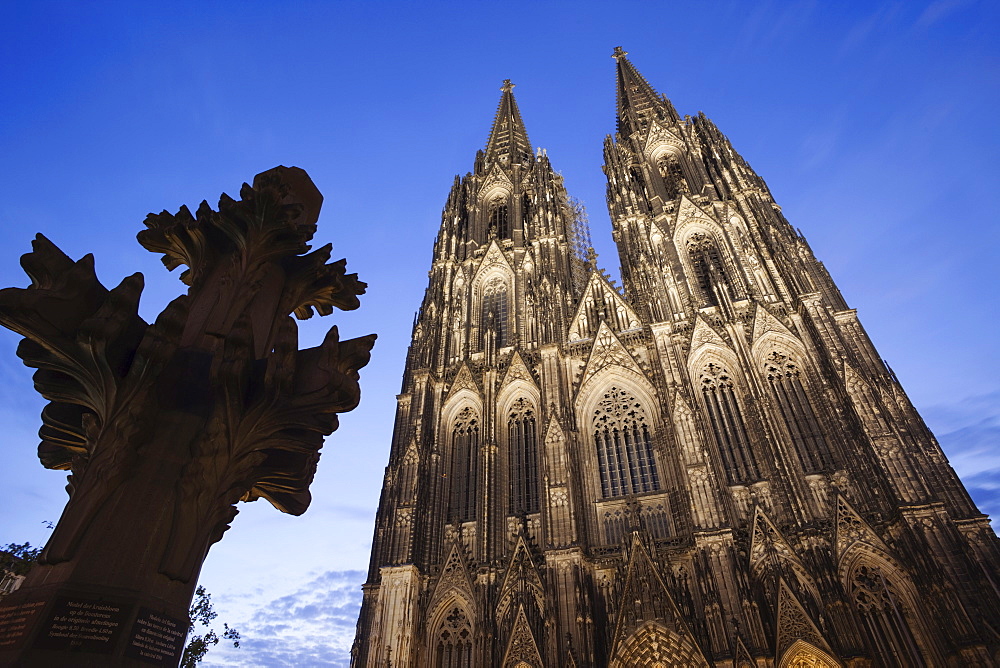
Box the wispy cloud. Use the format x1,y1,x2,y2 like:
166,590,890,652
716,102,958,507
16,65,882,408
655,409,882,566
915,0,977,29
204,569,366,668
924,390,1000,520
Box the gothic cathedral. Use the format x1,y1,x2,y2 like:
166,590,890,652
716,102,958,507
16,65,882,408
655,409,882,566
352,49,1000,667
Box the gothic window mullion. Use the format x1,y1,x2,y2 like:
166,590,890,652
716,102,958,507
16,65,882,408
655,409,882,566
597,427,612,497
704,388,736,483
791,375,832,469
642,425,659,489
723,386,758,480
773,377,813,470
719,386,752,482
480,278,509,349
467,427,479,518
784,378,819,471
524,417,538,512
508,404,539,515
623,423,642,494
714,388,743,481
631,423,649,491
611,427,626,497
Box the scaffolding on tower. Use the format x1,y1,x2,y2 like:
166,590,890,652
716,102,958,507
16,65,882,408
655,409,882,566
568,196,596,294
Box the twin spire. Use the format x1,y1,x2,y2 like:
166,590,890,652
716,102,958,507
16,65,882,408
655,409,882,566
484,79,533,165
484,48,673,164
612,46,678,135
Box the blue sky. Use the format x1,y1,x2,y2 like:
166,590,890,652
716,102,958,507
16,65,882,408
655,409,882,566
1,1,998,665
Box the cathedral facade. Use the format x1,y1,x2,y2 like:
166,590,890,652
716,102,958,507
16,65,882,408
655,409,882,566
352,49,1000,667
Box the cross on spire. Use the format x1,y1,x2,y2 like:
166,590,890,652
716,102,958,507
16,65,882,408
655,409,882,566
612,46,628,60
501,79,515,93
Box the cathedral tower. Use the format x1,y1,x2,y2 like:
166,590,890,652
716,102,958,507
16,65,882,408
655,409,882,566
353,55,1000,667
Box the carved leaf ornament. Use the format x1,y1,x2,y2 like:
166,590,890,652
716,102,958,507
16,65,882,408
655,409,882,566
0,166,375,582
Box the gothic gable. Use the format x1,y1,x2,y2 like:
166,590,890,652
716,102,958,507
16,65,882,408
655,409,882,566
609,535,708,666
688,315,731,362
445,362,482,404
642,119,685,159
749,506,805,574
430,543,476,608
500,351,538,392
579,321,645,388
518,248,537,273
473,239,516,288
498,536,546,613
543,416,564,446
402,438,419,464
834,494,890,562
749,507,820,604
500,605,544,668
567,271,642,341
734,636,756,668
674,194,721,238
481,161,514,199
775,580,835,662
751,303,796,344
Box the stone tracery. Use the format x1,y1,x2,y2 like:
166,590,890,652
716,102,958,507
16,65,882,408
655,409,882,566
593,386,660,497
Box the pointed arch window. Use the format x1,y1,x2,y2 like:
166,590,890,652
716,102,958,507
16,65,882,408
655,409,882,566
435,605,474,668
687,232,728,307
521,192,532,225
449,408,479,523
656,154,689,200
508,399,539,515
700,363,759,484
850,563,926,666
480,277,509,349
488,195,510,239
593,387,660,497
765,352,833,473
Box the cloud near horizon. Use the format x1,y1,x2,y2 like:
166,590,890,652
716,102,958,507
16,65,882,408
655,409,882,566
204,569,366,668
925,390,1000,521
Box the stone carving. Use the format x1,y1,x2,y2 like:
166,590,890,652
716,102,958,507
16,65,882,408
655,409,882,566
0,167,374,663
568,272,641,340
500,350,537,389
501,605,544,668
834,494,889,561
579,321,643,386
447,362,482,399
775,581,829,659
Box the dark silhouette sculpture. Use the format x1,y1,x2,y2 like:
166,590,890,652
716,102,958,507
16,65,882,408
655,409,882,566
0,166,375,666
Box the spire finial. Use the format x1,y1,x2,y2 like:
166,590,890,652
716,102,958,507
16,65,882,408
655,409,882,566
501,79,515,93
612,46,628,60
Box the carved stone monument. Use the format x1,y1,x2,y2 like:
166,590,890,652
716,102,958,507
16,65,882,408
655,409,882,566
0,166,375,666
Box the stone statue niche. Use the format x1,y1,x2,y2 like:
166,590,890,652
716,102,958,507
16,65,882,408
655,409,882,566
0,166,376,667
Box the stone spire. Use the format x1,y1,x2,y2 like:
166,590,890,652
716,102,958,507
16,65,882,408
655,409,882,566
484,79,533,165
612,46,679,136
